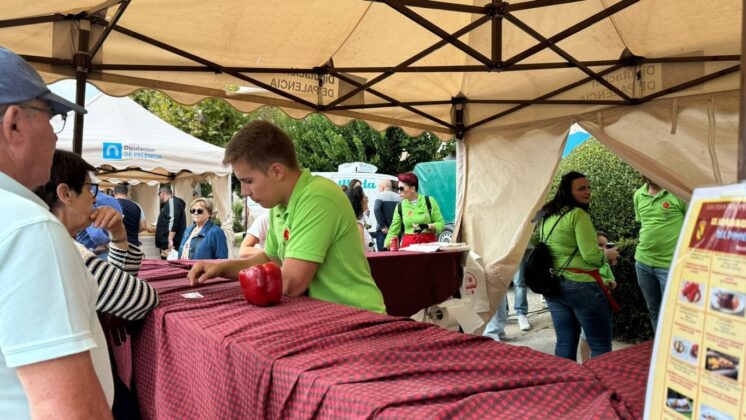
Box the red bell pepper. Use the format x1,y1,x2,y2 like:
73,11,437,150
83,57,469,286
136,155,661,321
239,262,283,306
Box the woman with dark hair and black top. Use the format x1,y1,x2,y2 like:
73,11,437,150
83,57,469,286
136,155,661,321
540,171,619,361
346,186,375,252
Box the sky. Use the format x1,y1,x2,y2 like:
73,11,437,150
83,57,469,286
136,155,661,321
48,79,590,156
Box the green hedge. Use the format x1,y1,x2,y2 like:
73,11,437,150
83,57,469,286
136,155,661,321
550,138,654,342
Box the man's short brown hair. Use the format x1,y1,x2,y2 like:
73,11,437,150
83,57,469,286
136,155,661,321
223,120,299,171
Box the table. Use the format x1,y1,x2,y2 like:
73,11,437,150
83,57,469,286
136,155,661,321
114,260,634,419
366,250,463,316
584,341,653,419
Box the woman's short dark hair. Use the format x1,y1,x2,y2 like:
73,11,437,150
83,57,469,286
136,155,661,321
397,172,418,191
596,231,610,241
345,186,365,220
541,171,588,217
34,149,95,211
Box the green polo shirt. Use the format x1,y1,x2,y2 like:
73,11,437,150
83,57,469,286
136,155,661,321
599,263,615,285
383,193,445,247
265,170,386,314
542,207,606,283
633,185,687,268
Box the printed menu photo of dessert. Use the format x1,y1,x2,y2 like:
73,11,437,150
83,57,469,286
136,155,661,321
704,348,739,381
680,281,704,307
666,388,694,417
671,336,700,365
709,288,746,317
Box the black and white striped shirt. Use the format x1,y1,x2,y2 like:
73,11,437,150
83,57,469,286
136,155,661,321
75,242,159,320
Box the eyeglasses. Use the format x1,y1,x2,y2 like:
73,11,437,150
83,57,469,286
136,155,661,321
87,182,99,196
16,104,68,134
190,208,205,215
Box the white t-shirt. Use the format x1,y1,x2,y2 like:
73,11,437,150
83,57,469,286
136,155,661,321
0,173,114,418
247,213,270,249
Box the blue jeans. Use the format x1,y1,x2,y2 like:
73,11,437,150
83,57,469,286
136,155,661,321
635,261,669,332
483,295,508,341
546,278,612,361
513,261,528,316
483,266,528,340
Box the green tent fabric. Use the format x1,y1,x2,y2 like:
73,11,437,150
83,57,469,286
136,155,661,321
414,160,456,225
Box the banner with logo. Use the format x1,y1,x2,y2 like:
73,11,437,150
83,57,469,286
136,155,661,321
646,183,746,420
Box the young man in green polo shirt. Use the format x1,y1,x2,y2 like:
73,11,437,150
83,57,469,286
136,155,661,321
633,176,687,331
187,120,386,314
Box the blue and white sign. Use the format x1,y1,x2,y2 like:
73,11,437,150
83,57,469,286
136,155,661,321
103,142,123,160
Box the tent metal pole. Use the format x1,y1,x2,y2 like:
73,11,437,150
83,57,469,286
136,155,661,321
736,0,746,181
72,23,91,156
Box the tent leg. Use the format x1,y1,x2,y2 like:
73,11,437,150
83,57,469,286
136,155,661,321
72,22,91,155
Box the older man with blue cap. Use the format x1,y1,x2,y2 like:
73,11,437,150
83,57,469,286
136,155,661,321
0,46,114,418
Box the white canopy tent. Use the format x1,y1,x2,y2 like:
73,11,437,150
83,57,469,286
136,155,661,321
1,0,742,313
56,93,234,255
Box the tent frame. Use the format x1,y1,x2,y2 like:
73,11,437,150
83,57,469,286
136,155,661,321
0,0,742,175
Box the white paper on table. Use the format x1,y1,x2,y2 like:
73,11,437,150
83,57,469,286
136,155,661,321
400,242,470,252
181,292,204,299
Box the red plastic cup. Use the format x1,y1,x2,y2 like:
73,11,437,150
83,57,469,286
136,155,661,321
390,237,399,251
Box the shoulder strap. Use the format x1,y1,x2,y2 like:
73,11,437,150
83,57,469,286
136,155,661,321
540,209,570,242
425,195,432,220
397,201,402,221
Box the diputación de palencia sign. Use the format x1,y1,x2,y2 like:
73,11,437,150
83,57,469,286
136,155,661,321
579,64,661,101
270,73,338,98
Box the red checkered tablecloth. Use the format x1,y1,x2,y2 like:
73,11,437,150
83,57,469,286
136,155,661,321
116,260,639,419
584,341,653,419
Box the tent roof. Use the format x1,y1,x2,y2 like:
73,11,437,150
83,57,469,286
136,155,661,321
0,0,739,139
56,93,230,183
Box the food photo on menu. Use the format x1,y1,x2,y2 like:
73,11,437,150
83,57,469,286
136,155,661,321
709,287,746,317
699,404,734,420
666,388,694,417
672,336,699,365
704,348,739,381
680,281,704,306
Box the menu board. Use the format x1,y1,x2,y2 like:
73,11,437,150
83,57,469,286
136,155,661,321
646,183,746,420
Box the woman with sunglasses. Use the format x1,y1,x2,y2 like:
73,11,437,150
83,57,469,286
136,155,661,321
383,172,445,249
34,149,159,344
179,198,228,260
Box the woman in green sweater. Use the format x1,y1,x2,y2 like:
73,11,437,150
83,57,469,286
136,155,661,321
540,171,619,361
384,172,445,249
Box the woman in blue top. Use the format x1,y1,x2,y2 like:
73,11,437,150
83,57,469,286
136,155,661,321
179,198,228,260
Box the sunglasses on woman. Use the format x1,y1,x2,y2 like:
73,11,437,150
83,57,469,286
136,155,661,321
190,208,205,215
397,186,406,192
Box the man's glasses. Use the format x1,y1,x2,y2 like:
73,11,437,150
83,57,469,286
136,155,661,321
87,182,99,196
190,208,205,215
16,104,68,134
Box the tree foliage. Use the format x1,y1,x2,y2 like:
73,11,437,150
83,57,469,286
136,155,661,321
549,138,652,342
130,90,455,177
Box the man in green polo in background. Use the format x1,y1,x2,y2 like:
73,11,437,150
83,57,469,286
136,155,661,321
188,120,385,314
633,175,687,331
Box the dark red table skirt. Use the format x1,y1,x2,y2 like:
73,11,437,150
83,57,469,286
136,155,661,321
366,250,463,316
113,260,642,419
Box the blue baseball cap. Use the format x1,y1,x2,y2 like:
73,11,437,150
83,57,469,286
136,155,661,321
0,46,86,116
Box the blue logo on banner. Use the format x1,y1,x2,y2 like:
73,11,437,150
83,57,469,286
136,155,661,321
103,142,122,160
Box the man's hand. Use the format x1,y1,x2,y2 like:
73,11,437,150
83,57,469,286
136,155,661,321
381,227,388,234
98,312,129,346
607,280,618,290
89,206,126,240
188,260,225,286
167,239,174,250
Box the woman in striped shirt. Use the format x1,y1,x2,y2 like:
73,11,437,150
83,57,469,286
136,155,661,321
34,150,159,344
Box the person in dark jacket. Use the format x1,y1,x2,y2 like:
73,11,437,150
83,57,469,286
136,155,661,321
373,179,400,251
114,183,146,246
179,198,229,260
155,185,186,257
